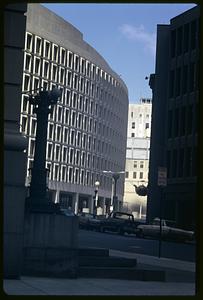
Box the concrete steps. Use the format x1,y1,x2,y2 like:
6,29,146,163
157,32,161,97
78,248,165,281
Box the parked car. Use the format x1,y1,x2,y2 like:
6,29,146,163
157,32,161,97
99,211,143,235
136,218,195,242
78,212,104,230
60,208,76,216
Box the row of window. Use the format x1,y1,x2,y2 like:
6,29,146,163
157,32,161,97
22,75,125,136
27,158,123,193
25,32,121,87
131,122,150,129
169,61,199,98
170,19,199,58
167,103,198,138
125,171,145,180
167,146,197,178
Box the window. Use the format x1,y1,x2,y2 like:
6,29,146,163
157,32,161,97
182,65,188,94
47,143,53,160
25,54,31,71
180,106,186,136
171,29,176,58
51,64,57,81
172,149,177,177
59,67,65,84
139,172,143,179
131,133,135,137
55,144,60,161
68,167,73,183
62,146,67,162
56,126,61,142
52,44,58,61
183,23,189,53
69,148,74,164
26,33,32,51
43,61,49,78
35,37,41,54
29,139,35,156
187,104,193,135
65,89,71,105
48,123,54,139
140,161,144,168
132,122,135,129
80,58,85,74
23,74,30,91
174,108,179,137
74,55,79,71
133,172,137,179
67,51,73,68
134,161,137,168
125,172,129,178
60,48,66,65
189,62,195,92
67,71,72,87
191,21,197,50
22,95,29,112
167,110,173,138
61,165,67,182
34,57,41,74
175,68,181,97
185,147,192,177
177,27,183,56
145,123,149,129
178,148,185,177
169,69,175,98
44,40,50,58
63,127,69,143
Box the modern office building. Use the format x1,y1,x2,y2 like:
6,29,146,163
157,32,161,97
124,99,152,218
20,4,129,214
147,5,199,230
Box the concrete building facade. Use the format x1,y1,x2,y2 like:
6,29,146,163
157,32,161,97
124,99,152,218
20,4,129,215
147,6,199,230
4,3,28,278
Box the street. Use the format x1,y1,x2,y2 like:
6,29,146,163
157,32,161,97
78,229,196,262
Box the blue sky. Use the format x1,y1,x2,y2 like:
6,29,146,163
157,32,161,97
42,3,196,103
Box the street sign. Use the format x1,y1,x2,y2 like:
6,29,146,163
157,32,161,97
158,167,167,186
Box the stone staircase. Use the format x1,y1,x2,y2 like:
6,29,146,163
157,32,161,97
78,248,165,281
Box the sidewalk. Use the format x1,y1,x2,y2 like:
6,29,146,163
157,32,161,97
3,250,196,296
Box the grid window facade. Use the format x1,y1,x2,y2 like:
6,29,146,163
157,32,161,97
21,29,128,196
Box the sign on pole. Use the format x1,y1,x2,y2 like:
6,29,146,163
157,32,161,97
158,167,167,186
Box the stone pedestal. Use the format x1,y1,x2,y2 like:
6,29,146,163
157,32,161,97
23,212,79,278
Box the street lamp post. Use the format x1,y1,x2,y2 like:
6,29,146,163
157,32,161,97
93,181,100,215
26,88,62,212
103,171,125,212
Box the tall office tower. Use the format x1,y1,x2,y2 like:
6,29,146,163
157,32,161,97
147,5,199,230
20,4,129,214
124,98,152,218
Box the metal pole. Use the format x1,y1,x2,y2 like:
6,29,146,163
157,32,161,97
158,187,163,258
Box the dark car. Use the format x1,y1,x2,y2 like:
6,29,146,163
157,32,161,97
78,212,104,230
99,211,142,235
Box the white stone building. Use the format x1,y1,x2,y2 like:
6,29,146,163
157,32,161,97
123,98,152,219
20,4,129,215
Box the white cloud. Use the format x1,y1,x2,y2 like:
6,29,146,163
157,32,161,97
119,24,156,56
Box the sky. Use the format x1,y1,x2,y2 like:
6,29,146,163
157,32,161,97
42,3,196,103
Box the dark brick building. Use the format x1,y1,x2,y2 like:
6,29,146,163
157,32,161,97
147,5,199,230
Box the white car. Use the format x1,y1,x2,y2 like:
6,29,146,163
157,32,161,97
136,218,195,242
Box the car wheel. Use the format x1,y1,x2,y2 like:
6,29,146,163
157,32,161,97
137,229,144,238
100,226,105,233
118,228,124,235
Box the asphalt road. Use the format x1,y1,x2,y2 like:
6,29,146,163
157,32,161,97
78,229,196,262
